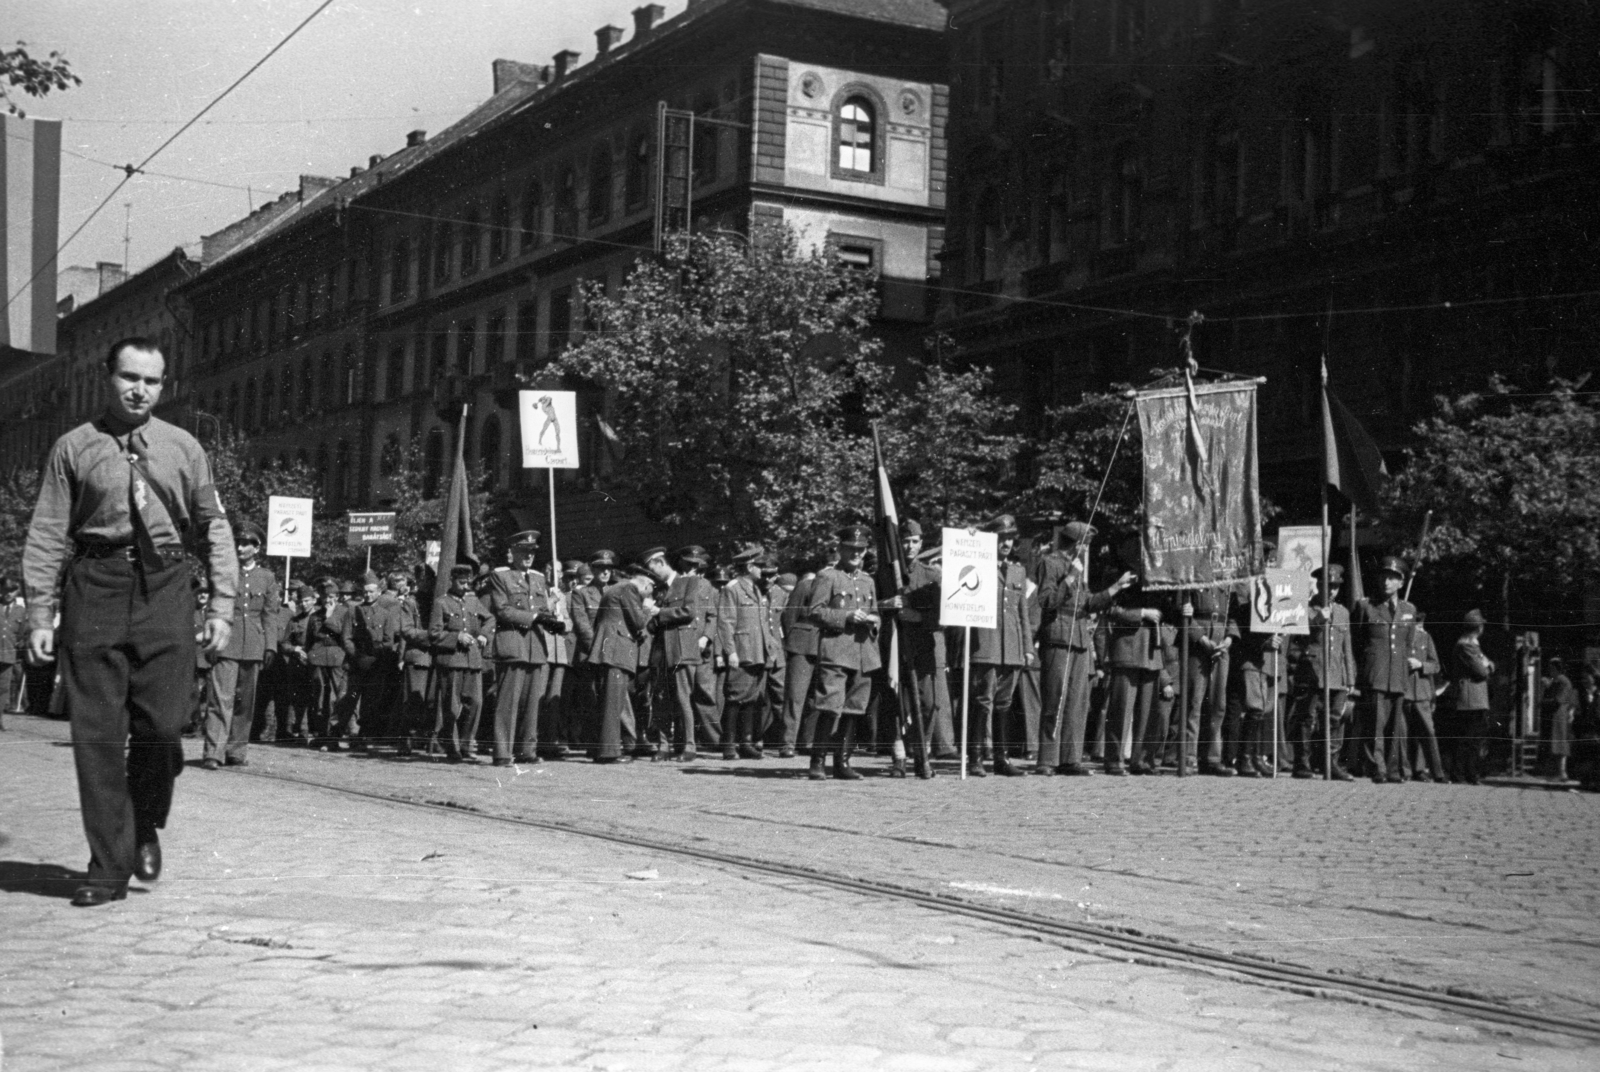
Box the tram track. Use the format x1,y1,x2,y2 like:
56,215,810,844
245,765,1600,1044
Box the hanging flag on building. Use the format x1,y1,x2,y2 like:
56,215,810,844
1134,379,1263,589
1,115,63,355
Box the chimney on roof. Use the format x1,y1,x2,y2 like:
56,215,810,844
406,129,428,147
493,58,547,93
552,49,580,80
349,165,365,178
633,4,665,37
595,25,624,56
369,154,385,168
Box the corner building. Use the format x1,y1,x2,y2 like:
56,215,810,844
176,0,947,548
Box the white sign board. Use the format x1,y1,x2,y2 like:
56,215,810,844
1277,525,1330,578
518,390,580,469
424,540,441,571
1248,568,1312,635
266,495,314,558
939,527,997,630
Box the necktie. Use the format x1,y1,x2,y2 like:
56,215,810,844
127,430,164,572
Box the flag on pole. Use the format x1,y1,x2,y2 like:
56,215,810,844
1,115,63,355
1321,357,1388,514
870,423,902,696
1182,361,1211,477
431,405,477,607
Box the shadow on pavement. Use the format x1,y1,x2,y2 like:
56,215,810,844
0,860,88,899
678,766,833,779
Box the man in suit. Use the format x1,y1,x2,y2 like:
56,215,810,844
1101,535,1165,777
589,559,655,763
389,570,434,755
804,525,881,780
567,551,612,754
1034,521,1133,775
652,545,719,760
1447,609,1494,784
429,562,492,762
1403,613,1446,782
485,530,563,767
965,515,1031,777
0,575,25,732
204,523,279,770
307,578,351,750
1289,564,1355,779
718,541,774,760
780,558,824,759
1353,555,1420,783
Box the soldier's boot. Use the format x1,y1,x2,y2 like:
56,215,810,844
721,705,739,760
833,721,863,780
737,705,764,759
1234,716,1262,777
807,744,828,781
913,751,935,779
966,746,989,778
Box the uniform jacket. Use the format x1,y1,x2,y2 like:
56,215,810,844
344,596,402,670
429,591,492,671
717,574,772,666
280,608,311,664
1184,587,1236,656
542,587,574,666
782,574,821,657
220,561,281,662
1034,555,1118,650
969,561,1030,667
1294,598,1355,690
656,573,718,666
484,568,552,665
1102,584,1164,672
570,583,603,662
1451,636,1493,710
806,566,881,672
1406,627,1441,703
588,581,652,671
395,594,432,668
762,584,786,668
1353,595,1419,694
306,601,351,667
898,560,946,670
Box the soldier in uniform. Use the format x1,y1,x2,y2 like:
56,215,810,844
759,561,789,750
965,516,1030,777
485,530,564,766
1289,564,1355,779
0,576,26,731
1101,535,1165,776
1227,546,1284,778
568,552,611,753
1034,521,1132,775
429,563,492,761
205,522,279,770
780,558,824,759
275,582,314,745
389,570,434,755
589,560,655,763
537,561,582,759
22,336,236,905
307,578,351,750
1176,586,1236,776
804,524,882,780
718,542,774,760
652,545,719,760
342,571,403,753
1353,555,1420,783
1403,612,1446,782
895,522,954,760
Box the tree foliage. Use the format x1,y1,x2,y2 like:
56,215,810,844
1382,376,1600,609
551,226,891,561
2,42,81,117
1015,388,1144,541
0,466,42,580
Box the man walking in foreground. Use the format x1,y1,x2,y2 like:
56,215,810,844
23,337,236,906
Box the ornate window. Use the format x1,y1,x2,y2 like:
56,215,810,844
838,99,875,172
625,130,651,208
588,144,613,226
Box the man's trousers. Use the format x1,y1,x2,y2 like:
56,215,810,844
1037,645,1093,769
1361,690,1407,780
204,658,261,763
492,661,548,762
596,666,638,760
1105,666,1157,771
435,668,482,758
967,664,1021,762
782,653,816,753
58,556,191,891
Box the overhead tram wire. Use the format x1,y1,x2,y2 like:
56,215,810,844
4,0,337,313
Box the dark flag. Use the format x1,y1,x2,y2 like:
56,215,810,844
1321,357,1388,515
431,405,477,607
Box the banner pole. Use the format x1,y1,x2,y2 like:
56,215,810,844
284,555,292,591
548,467,559,581
1322,484,1333,781
960,627,971,781
1272,645,1281,778
365,546,372,575
1178,592,1190,778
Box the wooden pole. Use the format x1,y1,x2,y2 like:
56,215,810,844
1321,483,1333,781
1178,592,1190,778
364,546,372,575
284,556,292,591
960,627,971,781
547,467,559,581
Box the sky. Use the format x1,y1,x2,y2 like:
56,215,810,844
13,0,691,276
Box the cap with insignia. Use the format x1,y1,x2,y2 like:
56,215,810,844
985,514,1019,537
588,549,618,569
638,546,669,567
509,529,541,550
449,563,475,579
673,544,710,568
835,525,871,549
730,540,765,563
899,518,923,537
1377,555,1407,578
1311,563,1345,583
235,523,264,545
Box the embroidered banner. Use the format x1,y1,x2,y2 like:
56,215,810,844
1134,381,1262,590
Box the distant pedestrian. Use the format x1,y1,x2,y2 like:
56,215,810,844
1446,609,1494,784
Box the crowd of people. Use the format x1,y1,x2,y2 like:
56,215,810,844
13,513,1589,788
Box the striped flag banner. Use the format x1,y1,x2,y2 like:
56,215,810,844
1,115,63,355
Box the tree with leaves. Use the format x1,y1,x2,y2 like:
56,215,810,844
1382,376,1600,626
2,42,81,117
1015,388,1144,541
0,466,42,579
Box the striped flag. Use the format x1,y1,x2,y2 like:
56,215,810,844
1,115,63,355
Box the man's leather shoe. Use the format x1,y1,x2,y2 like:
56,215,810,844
1203,765,1237,777
1292,769,1315,780
994,760,1025,777
966,761,988,778
778,747,796,758
1332,766,1355,781
225,756,249,768
1103,764,1128,777
135,839,162,882
201,758,221,771
1057,763,1092,776
71,884,127,907
1032,766,1058,776
738,744,764,760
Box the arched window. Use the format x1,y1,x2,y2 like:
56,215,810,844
837,97,875,172
480,415,502,489
260,373,274,427
521,180,544,250
625,129,651,208
343,344,358,405
490,193,510,263
390,237,411,302
280,365,294,420
423,428,445,499
433,219,453,283
554,166,578,239
1103,140,1141,247
334,439,352,512
299,355,314,411
588,144,613,226
457,320,477,376
321,351,337,409
227,382,240,429
460,208,481,276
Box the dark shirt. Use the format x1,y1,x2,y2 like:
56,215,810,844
23,413,237,629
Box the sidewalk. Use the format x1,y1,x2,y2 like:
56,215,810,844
0,715,1592,1071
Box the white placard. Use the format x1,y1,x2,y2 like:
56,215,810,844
518,390,580,469
1277,524,1330,577
266,495,314,558
424,540,441,571
939,527,997,629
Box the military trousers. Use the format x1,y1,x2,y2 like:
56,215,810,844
1037,645,1093,769
492,661,548,762
540,663,570,754
309,665,347,742
966,663,1021,763
1105,665,1157,772
1290,688,1349,772
667,661,720,752
1013,665,1041,756
1176,653,1232,770
58,555,190,892
399,664,432,744
204,658,261,763
348,663,400,743
1403,699,1445,780
595,666,638,760
782,653,817,752
435,668,483,758
1361,690,1408,780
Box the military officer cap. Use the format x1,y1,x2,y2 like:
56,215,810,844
561,558,585,576
338,579,357,595
588,549,619,569
1377,555,1408,578
986,514,1019,537
0,573,17,592
1463,608,1486,626
235,522,264,546
899,518,922,537
777,572,797,588
759,557,779,576
673,544,710,568
449,563,475,580
835,525,870,550
731,540,765,563
362,570,382,587
638,546,669,567
1311,563,1345,583
708,563,735,583
1062,520,1095,545
509,529,541,551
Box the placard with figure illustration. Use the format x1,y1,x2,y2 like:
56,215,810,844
517,390,580,469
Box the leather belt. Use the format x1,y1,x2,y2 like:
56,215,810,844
75,542,186,562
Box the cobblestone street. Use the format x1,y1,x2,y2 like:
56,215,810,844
2,713,1597,1070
